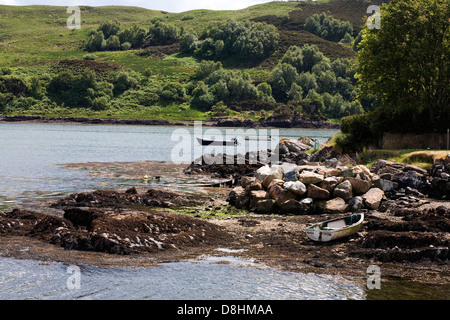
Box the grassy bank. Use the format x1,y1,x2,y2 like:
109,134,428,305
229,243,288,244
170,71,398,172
1,1,376,124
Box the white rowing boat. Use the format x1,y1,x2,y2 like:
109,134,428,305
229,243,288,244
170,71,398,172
304,213,364,242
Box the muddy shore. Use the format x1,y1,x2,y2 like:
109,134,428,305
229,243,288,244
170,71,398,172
0,115,340,129
0,160,448,285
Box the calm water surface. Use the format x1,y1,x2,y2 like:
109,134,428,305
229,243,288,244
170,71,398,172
0,122,338,208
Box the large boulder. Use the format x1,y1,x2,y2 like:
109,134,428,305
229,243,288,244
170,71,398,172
240,176,256,188
348,196,364,212
333,180,353,201
249,190,270,211
254,199,275,214
299,171,324,184
307,184,330,200
373,178,398,192
279,199,309,214
353,165,373,180
362,188,384,210
322,197,349,214
267,179,284,191
268,184,296,206
284,170,300,182
245,179,263,192
227,186,248,209
283,181,307,196
320,176,343,192
256,165,284,188
346,177,372,195
393,171,424,190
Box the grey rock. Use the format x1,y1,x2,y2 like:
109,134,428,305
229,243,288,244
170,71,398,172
348,196,364,212
333,180,353,201
283,180,307,196
373,178,398,192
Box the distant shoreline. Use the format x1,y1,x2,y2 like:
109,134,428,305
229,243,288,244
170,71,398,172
0,115,341,129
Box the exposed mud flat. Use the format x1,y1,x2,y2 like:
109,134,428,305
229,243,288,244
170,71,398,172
0,160,448,285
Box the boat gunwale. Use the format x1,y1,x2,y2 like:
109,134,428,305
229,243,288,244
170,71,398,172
305,213,364,233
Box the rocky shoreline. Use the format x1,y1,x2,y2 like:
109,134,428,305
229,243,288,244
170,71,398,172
0,115,340,129
0,140,448,284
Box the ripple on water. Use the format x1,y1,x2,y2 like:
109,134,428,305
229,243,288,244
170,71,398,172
0,257,366,300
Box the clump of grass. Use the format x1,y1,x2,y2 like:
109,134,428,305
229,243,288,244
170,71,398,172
169,205,252,220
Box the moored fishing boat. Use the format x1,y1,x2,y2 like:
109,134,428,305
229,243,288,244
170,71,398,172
196,137,238,146
304,213,364,242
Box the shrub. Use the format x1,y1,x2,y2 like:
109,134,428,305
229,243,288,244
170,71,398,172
120,42,132,51
113,72,137,96
83,54,97,60
148,21,179,45
106,35,121,51
97,20,121,39
91,96,110,110
191,81,215,110
85,31,105,52
179,32,198,53
161,82,185,100
181,15,194,21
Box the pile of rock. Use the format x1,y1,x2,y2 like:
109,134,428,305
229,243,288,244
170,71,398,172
227,162,386,214
430,153,450,178
371,157,450,201
184,138,312,178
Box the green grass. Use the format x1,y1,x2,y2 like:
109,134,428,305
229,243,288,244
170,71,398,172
350,149,449,169
0,1,367,123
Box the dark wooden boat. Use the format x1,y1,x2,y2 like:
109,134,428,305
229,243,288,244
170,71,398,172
196,137,238,146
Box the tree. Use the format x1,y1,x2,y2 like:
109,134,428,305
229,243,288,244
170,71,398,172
179,32,198,53
98,20,121,39
280,46,303,73
106,35,121,51
191,81,215,110
200,20,279,61
161,82,185,101
148,21,179,45
257,82,275,103
301,44,328,73
316,70,337,94
113,72,137,96
85,31,105,52
356,0,450,133
117,24,147,48
288,83,303,101
296,72,317,94
193,60,222,80
271,63,298,101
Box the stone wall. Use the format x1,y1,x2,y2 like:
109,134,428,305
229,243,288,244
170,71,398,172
382,132,449,150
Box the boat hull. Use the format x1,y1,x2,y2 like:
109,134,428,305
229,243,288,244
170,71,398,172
304,213,364,242
196,137,237,146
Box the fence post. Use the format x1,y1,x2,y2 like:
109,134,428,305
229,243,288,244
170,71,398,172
447,128,449,150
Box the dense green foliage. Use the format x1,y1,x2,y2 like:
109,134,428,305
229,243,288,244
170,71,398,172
85,20,147,52
338,0,450,150
305,13,354,42
271,45,363,119
180,20,279,62
1,3,372,123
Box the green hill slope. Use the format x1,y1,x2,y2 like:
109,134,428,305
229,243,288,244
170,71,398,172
0,0,380,122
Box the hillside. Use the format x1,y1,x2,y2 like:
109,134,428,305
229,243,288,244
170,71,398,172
0,0,383,122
